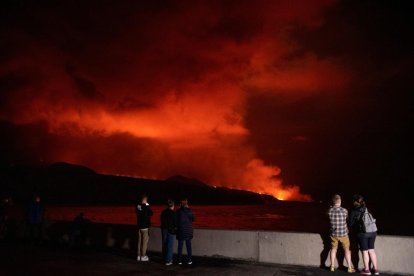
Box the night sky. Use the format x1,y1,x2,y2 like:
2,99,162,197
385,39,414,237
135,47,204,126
1,0,413,201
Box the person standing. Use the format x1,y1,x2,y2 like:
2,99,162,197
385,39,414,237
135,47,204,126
349,194,379,275
27,195,45,244
136,194,153,262
0,197,10,239
161,199,177,266
176,199,194,265
327,194,355,273
70,212,90,248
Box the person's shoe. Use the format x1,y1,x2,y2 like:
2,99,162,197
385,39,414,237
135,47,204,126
141,256,149,262
373,270,380,275
165,261,173,266
136,256,141,262
360,270,372,275
348,267,356,273
187,260,192,265
330,265,335,272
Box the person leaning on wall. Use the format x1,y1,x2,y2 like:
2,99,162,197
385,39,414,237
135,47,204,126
327,194,355,273
349,194,379,275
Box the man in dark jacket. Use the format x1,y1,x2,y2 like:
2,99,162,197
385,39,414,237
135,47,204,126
136,194,153,261
176,199,194,265
161,199,177,265
27,195,45,243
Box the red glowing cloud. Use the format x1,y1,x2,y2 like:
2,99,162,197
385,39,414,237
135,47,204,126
0,0,351,201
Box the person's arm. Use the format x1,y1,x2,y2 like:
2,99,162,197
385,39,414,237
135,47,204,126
160,210,164,227
188,209,194,222
147,205,153,216
348,210,358,228
173,212,178,231
167,211,176,233
41,205,45,221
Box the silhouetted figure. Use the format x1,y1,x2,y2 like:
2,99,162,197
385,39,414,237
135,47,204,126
27,196,45,244
176,199,194,265
70,212,90,248
0,197,10,239
327,194,355,273
349,194,380,275
136,194,153,262
161,199,177,265
1,197,18,242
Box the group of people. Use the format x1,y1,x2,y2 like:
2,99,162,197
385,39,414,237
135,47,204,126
0,195,45,243
135,195,195,266
328,194,379,275
1,195,93,248
3,192,381,274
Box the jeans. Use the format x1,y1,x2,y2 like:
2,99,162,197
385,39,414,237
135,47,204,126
177,239,192,261
162,229,175,262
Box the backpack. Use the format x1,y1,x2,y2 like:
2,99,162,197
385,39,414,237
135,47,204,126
360,208,378,233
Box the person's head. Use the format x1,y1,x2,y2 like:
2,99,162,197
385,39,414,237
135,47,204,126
180,199,188,208
352,194,365,207
34,195,41,203
167,199,174,209
332,194,341,206
141,194,148,204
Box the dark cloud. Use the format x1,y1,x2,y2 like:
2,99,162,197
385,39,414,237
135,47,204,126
65,64,104,100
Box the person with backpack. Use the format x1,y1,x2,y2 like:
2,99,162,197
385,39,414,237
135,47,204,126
349,194,379,275
327,194,355,273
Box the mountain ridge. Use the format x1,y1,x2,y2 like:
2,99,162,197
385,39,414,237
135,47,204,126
0,162,278,205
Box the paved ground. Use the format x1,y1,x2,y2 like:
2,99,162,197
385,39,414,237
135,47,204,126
0,241,400,276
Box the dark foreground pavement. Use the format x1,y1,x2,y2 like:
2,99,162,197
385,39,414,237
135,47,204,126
0,242,400,276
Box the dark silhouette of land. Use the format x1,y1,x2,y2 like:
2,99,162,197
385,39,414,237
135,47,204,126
2,162,414,236
0,162,278,205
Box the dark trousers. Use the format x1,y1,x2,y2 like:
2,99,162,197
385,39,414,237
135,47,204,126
29,223,42,242
177,239,192,261
161,229,175,262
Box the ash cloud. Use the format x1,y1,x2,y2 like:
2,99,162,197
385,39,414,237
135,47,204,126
4,0,411,201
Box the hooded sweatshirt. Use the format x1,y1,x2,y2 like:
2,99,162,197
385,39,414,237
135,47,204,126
349,205,376,237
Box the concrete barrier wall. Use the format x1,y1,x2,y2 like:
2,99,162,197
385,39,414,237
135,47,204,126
46,223,414,275
259,231,324,265
375,235,414,274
